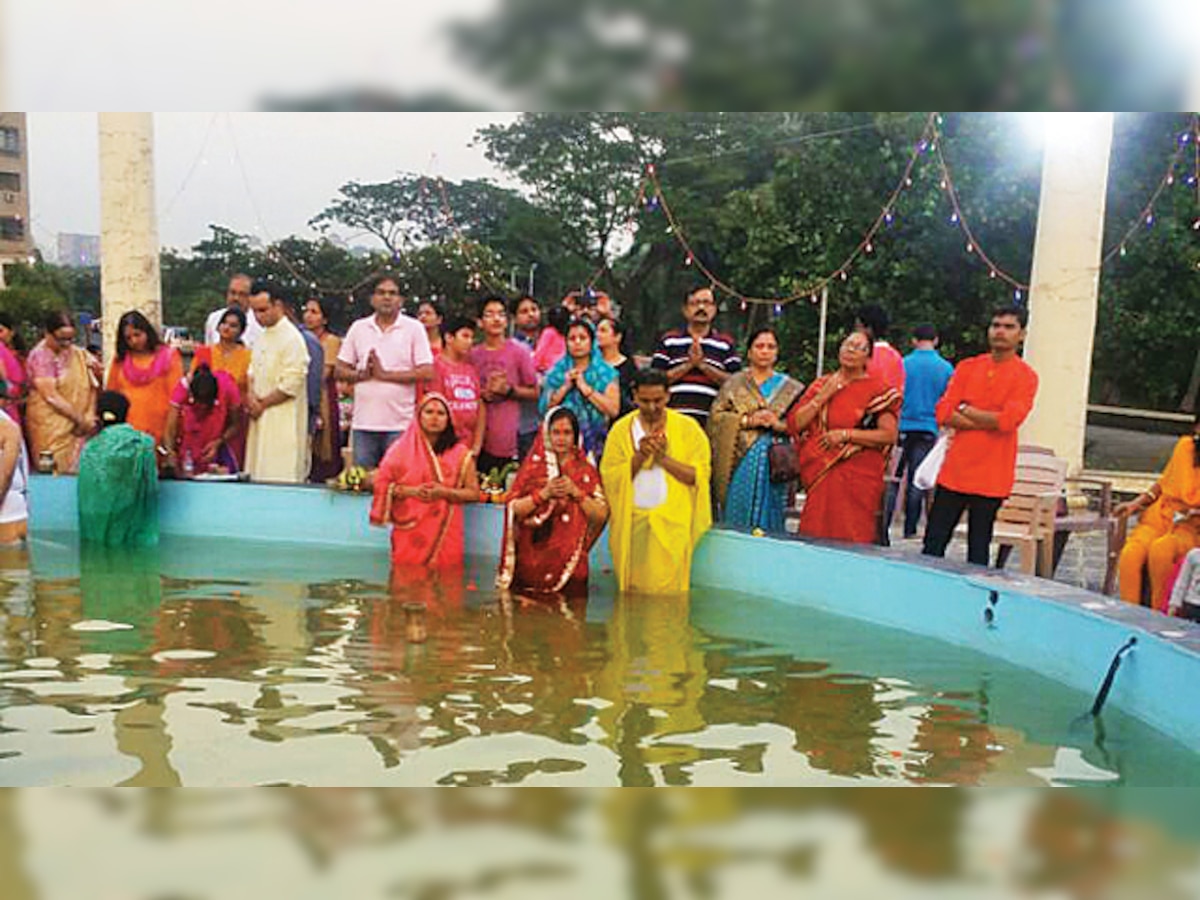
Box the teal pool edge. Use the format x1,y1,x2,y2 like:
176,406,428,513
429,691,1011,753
29,474,1200,752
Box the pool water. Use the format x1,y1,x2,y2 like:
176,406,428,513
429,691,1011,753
1,534,1198,789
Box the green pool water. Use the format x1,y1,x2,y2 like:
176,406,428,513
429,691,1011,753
1,534,1197,792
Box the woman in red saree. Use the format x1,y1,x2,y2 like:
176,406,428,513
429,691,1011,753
788,331,901,544
369,393,479,570
497,407,609,596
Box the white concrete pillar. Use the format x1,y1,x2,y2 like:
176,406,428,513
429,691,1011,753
98,113,161,369
1021,113,1115,475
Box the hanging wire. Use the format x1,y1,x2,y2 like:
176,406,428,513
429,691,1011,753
159,113,220,224
1100,113,1199,265
644,113,943,306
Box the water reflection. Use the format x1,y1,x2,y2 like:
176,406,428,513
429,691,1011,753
0,538,1197,788
5,788,1200,897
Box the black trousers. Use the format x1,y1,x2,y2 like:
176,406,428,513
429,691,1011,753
922,486,1004,567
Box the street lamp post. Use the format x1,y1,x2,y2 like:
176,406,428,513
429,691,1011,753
527,263,538,297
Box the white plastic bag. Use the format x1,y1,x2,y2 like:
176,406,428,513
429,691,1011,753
913,433,950,491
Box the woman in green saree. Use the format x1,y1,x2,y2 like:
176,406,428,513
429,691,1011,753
78,391,159,547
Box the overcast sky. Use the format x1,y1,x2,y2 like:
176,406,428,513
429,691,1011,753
4,0,501,108
26,113,519,256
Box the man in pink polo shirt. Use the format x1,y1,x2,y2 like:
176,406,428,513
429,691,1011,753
335,275,434,468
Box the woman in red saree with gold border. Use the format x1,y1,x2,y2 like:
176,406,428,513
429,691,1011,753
788,331,901,544
369,393,478,570
497,407,609,596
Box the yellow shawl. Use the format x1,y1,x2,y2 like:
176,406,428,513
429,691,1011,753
600,409,712,593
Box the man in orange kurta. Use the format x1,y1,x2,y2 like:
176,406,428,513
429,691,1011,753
922,307,1039,566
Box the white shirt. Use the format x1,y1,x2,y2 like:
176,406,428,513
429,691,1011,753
631,416,668,510
0,411,28,524
205,306,263,348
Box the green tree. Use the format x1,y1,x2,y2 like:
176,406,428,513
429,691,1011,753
1094,113,1200,410
0,262,73,346
449,0,1184,110
477,112,824,347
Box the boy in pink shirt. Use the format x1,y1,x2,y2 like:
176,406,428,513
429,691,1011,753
470,296,538,475
429,314,485,458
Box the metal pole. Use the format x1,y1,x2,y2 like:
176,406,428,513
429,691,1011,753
528,263,538,296
815,284,829,378
509,266,517,291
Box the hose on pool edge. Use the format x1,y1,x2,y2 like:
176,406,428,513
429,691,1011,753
1090,636,1137,718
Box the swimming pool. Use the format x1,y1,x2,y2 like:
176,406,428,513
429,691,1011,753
5,473,1200,788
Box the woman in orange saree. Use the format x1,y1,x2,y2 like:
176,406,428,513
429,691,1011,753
496,407,609,596
369,393,478,570
1115,414,1200,606
788,331,901,544
106,310,183,453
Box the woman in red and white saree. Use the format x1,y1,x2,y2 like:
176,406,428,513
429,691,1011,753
369,393,478,570
788,331,901,545
497,407,609,596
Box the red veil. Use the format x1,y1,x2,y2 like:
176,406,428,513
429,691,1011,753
370,393,472,570
496,408,606,595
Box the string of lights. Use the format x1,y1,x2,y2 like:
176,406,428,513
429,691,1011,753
194,112,1200,308
1100,113,1200,267
428,174,511,297
928,128,1031,301
580,178,651,297
641,112,1031,309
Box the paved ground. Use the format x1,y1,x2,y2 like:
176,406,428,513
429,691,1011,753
888,527,1112,594
1085,424,1179,473
875,422,1189,596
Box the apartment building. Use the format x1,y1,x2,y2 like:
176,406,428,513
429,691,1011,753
0,113,32,270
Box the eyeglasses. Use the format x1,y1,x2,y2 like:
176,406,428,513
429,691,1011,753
687,298,715,308
374,289,402,296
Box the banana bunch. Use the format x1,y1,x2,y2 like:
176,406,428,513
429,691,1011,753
336,465,368,492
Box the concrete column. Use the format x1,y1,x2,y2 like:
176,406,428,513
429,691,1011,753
1021,113,1114,475
98,113,162,369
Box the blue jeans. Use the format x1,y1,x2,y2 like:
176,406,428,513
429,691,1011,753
883,431,938,538
352,429,402,469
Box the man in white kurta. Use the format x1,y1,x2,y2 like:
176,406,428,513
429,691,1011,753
245,285,311,483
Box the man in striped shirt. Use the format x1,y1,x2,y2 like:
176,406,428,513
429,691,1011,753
651,286,741,426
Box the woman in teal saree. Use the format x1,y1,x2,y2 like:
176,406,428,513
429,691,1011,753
708,328,804,532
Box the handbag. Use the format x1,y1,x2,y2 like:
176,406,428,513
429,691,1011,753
913,432,950,491
768,438,799,484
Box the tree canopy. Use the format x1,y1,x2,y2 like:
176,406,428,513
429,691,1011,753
4,112,1197,412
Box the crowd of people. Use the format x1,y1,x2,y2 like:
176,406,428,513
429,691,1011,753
0,272,1197,618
